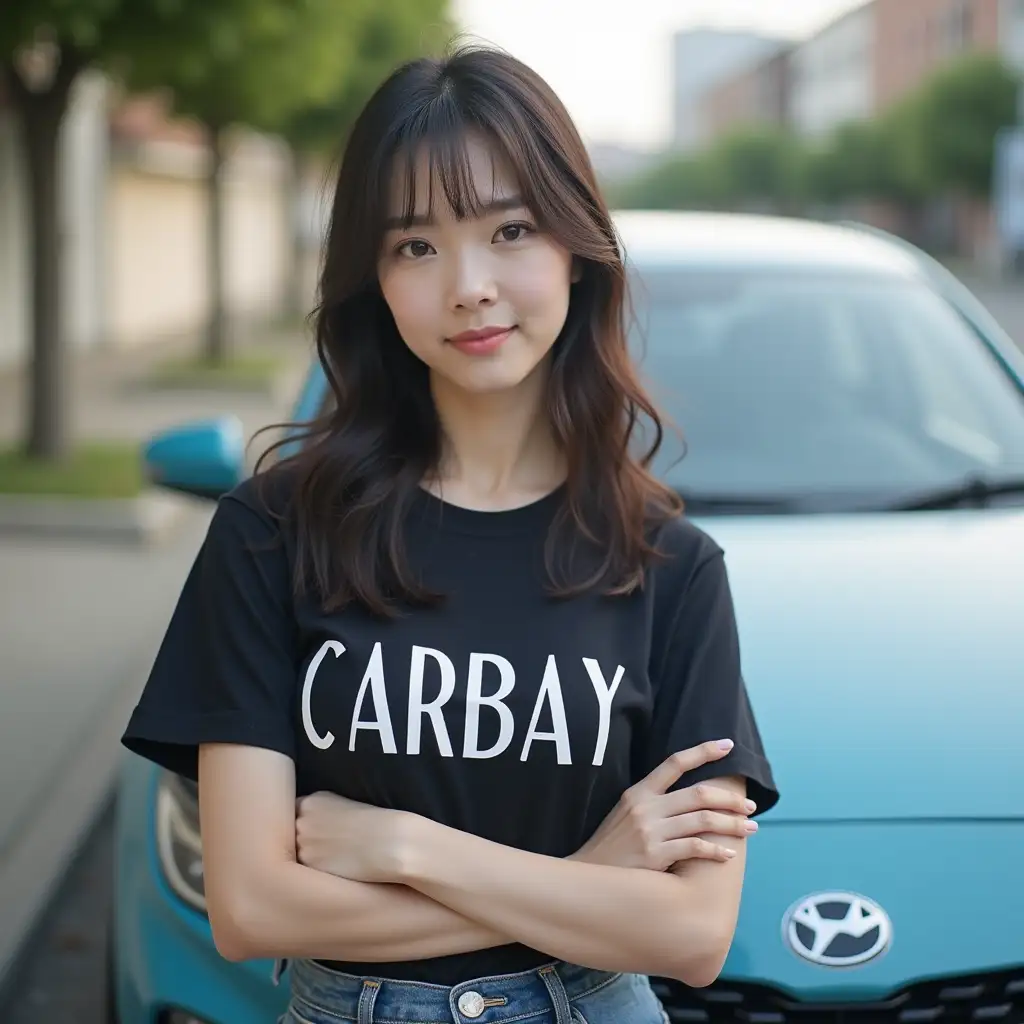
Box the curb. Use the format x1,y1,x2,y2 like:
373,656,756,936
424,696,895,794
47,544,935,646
0,491,190,545
0,666,143,993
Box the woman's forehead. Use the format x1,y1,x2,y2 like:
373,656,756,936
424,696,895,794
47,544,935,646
385,133,521,223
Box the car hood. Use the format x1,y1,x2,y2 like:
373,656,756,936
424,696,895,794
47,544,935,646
691,508,1024,822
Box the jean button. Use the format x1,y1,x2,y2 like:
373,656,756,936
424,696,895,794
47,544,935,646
458,990,486,1018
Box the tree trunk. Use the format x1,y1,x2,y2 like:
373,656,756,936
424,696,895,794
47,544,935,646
4,48,83,461
205,123,228,363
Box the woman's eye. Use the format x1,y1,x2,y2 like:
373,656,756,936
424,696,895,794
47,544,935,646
397,239,433,258
495,221,534,243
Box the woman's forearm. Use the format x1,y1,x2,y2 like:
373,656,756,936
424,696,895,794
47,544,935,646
213,863,512,963
396,816,737,984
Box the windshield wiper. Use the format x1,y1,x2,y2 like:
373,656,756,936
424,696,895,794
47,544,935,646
884,475,1024,511
676,491,810,515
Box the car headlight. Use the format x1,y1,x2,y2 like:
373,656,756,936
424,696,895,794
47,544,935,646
155,771,206,913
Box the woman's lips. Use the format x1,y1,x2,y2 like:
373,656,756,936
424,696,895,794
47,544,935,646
447,326,515,354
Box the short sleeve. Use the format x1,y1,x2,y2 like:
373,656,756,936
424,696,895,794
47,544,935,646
121,492,298,781
644,548,779,816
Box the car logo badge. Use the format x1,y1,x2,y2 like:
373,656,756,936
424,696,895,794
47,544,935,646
782,891,893,967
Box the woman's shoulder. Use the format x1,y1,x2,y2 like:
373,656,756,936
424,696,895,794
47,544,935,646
646,510,725,602
650,510,722,568
212,464,301,541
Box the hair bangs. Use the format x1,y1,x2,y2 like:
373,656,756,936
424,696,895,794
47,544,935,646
384,106,530,229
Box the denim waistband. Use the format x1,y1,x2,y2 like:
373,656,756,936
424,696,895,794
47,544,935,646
286,956,626,1024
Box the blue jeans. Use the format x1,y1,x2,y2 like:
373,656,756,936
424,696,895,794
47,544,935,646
279,957,670,1024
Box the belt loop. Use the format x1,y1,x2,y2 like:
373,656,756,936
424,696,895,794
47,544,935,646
271,958,289,986
538,965,574,1024
357,979,381,1024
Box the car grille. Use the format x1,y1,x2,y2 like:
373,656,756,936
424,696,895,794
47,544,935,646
652,969,1024,1023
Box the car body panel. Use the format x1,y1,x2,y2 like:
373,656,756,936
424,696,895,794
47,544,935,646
690,508,1024,823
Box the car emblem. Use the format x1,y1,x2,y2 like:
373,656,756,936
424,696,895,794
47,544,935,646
782,891,893,967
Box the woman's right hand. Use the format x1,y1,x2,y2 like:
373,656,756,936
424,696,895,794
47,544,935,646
570,740,758,872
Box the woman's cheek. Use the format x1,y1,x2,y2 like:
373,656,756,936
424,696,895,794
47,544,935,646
507,257,572,313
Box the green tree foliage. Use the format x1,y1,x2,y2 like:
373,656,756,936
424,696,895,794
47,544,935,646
282,0,453,156
913,52,1019,197
617,53,1019,218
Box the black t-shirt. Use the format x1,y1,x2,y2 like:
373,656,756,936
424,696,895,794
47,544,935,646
122,473,778,985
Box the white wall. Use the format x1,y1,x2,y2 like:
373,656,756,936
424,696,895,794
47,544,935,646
0,111,30,369
790,5,875,140
62,71,109,356
106,131,292,347
0,70,108,371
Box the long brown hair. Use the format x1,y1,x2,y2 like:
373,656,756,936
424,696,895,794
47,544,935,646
256,42,682,617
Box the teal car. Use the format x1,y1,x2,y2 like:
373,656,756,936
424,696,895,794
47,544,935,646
110,212,1024,1024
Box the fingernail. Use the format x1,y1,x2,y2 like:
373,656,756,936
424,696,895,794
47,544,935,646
744,820,758,833
725,848,737,857
717,739,734,751
744,800,757,813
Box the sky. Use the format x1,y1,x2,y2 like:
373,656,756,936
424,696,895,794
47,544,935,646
452,0,868,150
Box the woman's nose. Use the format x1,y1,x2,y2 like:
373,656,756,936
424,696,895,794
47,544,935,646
449,249,498,309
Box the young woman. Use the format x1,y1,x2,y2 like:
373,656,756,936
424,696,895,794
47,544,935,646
122,44,779,1024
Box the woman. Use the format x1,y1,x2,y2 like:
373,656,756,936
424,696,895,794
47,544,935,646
122,43,778,1024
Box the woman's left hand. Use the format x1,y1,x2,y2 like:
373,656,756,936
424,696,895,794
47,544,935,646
295,791,412,883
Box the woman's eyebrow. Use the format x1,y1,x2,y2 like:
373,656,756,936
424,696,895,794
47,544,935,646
384,195,525,230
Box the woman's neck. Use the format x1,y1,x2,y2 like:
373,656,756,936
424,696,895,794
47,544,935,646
424,363,565,511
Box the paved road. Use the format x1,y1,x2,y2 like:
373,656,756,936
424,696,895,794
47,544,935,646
2,274,1023,1022
0,800,115,1024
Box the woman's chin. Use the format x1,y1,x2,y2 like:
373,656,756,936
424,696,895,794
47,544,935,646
432,357,548,397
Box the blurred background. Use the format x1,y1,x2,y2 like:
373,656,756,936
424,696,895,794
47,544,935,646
1,0,1023,1021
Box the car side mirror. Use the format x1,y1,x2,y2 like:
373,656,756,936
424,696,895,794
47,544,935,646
143,416,245,501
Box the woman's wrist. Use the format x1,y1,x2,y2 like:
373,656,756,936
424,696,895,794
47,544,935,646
386,810,436,883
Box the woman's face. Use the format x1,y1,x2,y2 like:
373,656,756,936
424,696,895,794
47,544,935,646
378,134,577,396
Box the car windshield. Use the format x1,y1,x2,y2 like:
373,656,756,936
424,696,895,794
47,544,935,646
630,268,1024,512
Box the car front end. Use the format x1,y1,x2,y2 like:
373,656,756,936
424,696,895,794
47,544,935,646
112,211,1024,1022
654,508,1024,1022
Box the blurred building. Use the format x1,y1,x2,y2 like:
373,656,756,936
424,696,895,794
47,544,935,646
873,0,1001,109
671,28,786,152
789,2,877,139
703,45,793,141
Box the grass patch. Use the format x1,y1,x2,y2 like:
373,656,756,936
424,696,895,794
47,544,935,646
0,442,144,499
148,351,287,391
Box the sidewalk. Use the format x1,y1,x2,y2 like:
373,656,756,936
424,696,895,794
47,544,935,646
0,320,312,989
